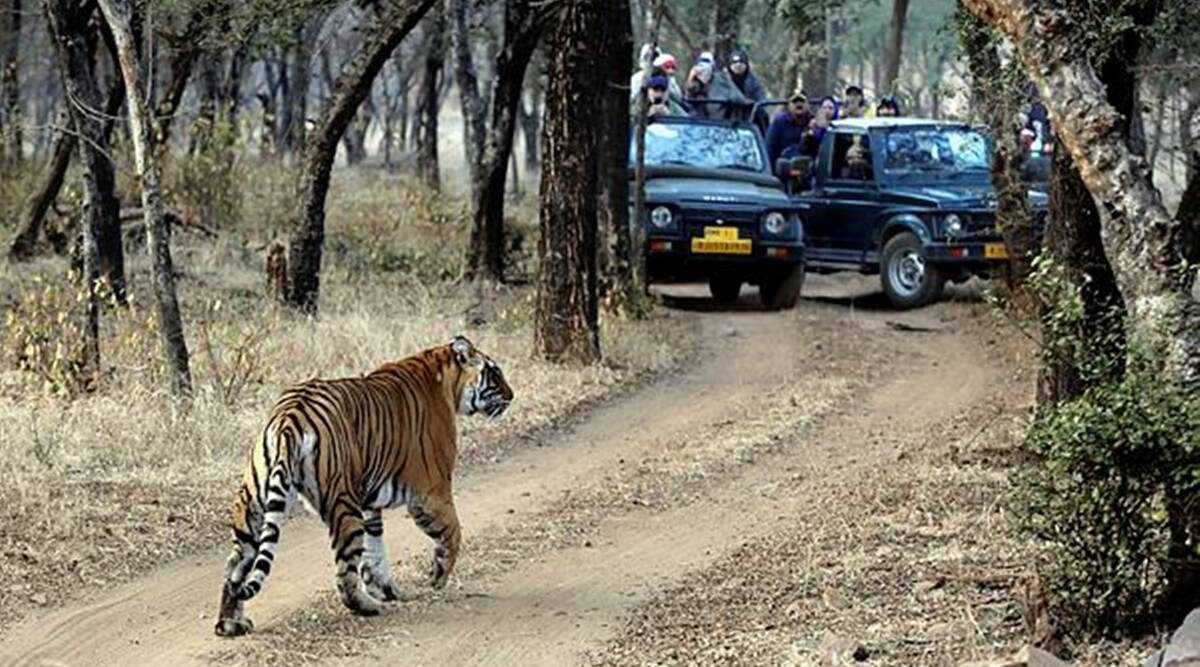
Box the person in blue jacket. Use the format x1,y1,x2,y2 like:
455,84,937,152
765,91,813,167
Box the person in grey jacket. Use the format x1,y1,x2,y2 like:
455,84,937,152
726,48,767,104
684,52,751,120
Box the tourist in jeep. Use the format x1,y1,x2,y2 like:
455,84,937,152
765,91,813,166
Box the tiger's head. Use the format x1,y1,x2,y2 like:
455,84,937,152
450,335,513,418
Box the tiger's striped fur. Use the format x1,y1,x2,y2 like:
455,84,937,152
214,336,512,637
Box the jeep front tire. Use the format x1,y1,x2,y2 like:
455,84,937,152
759,265,804,311
880,232,944,309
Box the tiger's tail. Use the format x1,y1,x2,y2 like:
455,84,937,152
236,423,298,602
216,421,301,637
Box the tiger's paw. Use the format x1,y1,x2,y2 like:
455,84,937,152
365,579,403,602
425,565,450,590
341,589,383,617
214,616,254,637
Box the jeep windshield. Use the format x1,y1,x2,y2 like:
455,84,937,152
881,127,991,181
637,122,765,173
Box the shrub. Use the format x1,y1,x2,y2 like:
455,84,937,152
1023,372,1200,637
1021,256,1200,638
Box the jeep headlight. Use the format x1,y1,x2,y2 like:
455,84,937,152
763,211,788,235
650,206,674,229
942,213,964,237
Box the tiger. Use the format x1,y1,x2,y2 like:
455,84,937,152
214,335,513,637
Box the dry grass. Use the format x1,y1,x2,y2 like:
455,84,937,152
0,165,688,636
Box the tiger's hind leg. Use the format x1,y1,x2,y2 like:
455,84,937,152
408,493,462,590
361,509,402,602
326,494,384,616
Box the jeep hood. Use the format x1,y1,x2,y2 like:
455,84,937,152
645,176,790,207
884,184,1049,209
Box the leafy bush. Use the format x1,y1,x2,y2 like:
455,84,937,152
1021,256,1200,638
1023,373,1200,637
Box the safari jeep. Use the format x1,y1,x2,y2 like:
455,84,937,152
781,117,1048,309
631,115,807,310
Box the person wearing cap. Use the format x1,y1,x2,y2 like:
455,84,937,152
876,96,902,117
842,85,867,119
726,47,767,104
765,91,813,167
633,72,686,117
630,53,684,105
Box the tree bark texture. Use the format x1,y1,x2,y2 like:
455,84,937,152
465,0,548,282
535,0,603,363
286,0,440,312
43,0,105,382
97,0,194,398
882,0,909,94
596,0,632,310
451,0,486,197
957,10,1035,298
416,9,446,191
2,0,20,163
1037,140,1127,406
963,0,1200,387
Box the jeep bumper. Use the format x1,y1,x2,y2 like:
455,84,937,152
645,237,805,283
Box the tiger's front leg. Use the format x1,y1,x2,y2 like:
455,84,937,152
408,493,461,589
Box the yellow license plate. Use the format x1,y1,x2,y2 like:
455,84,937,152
692,238,752,254
985,243,1009,259
692,226,752,255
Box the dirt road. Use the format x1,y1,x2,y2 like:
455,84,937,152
0,276,1006,667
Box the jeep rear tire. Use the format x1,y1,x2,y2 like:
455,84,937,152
708,277,742,303
759,265,804,311
880,232,944,309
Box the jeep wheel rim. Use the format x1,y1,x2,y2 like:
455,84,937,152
889,250,926,297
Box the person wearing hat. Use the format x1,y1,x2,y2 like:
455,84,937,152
630,53,684,105
765,91,814,167
685,53,750,119
633,72,686,117
726,47,767,104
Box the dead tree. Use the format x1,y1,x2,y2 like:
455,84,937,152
465,0,550,282
97,0,194,397
286,0,440,312
598,0,634,311
535,0,607,363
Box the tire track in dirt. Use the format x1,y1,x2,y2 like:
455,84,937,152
2,283,862,667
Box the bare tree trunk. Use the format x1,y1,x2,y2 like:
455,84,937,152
962,0,1200,383
882,0,909,94
415,9,446,191
535,0,602,363
451,0,486,197
800,11,827,96
43,0,106,384
154,6,208,153
710,0,747,64
97,0,193,397
597,0,633,312
286,0,440,312
465,0,547,282
1,0,20,163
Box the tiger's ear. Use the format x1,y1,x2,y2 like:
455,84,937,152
451,335,475,366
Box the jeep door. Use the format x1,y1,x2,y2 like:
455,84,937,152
804,129,884,268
